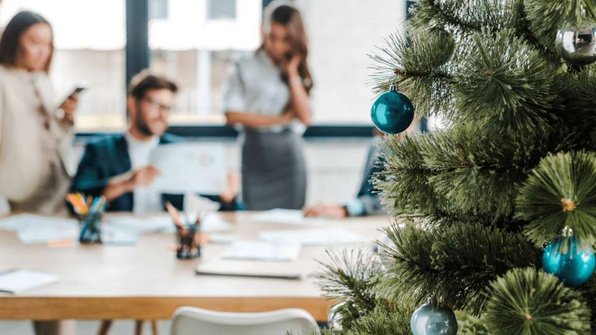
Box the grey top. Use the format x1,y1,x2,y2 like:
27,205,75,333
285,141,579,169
223,49,305,133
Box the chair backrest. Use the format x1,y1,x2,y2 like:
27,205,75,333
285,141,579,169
170,307,320,335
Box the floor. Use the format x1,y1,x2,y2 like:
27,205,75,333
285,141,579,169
0,320,172,335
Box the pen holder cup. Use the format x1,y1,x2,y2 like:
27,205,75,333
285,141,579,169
78,212,102,244
176,226,200,259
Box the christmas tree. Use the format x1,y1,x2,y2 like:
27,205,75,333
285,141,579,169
316,1,596,334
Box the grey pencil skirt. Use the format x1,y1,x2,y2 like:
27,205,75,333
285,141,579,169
241,128,307,210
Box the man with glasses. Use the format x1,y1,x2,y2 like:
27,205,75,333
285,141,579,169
71,70,240,212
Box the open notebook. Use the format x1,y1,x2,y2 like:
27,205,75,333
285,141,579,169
196,260,306,280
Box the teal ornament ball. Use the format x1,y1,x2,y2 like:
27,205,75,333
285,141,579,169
370,87,414,134
410,300,458,335
543,227,595,288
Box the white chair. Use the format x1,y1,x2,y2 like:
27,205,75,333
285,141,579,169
170,307,320,335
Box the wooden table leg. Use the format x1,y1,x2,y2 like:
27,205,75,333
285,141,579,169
134,320,143,335
151,320,159,335
97,320,112,335
33,320,60,335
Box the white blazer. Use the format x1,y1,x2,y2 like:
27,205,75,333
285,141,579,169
0,65,74,208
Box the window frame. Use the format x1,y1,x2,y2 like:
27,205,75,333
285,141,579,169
111,0,411,139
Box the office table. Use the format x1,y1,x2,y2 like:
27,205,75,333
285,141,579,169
0,212,389,321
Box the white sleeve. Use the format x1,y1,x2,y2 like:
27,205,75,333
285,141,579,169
222,62,246,112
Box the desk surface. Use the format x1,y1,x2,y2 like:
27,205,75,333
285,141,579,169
0,212,389,321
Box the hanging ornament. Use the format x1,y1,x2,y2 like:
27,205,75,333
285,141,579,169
555,25,596,65
542,226,595,288
370,83,414,134
410,298,458,335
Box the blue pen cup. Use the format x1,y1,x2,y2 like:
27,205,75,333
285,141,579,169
78,212,102,244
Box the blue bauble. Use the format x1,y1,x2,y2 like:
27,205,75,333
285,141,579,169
370,89,414,134
410,302,458,335
543,233,595,288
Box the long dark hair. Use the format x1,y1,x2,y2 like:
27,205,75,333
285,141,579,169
264,3,314,94
0,11,54,73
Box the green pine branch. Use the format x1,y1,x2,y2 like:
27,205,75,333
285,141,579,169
510,0,562,63
368,29,456,118
579,277,596,330
516,151,596,246
315,249,384,330
484,267,592,334
412,0,507,34
550,72,596,151
456,311,491,334
375,127,549,222
343,303,412,335
380,223,540,315
454,29,557,135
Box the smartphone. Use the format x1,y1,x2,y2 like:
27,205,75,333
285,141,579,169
66,86,86,99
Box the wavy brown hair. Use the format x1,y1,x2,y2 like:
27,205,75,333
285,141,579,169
263,3,313,94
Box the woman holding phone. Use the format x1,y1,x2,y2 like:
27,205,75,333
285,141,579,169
0,11,79,216
224,2,313,210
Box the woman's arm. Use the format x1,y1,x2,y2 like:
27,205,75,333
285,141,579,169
225,110,294,127
286,56,312,126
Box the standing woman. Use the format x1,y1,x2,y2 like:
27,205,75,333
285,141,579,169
224,2,313,210
0,11,78,216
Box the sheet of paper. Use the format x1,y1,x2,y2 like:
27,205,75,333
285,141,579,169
184,193,221,213
258,228,369,246
208,234,237,244
196,260,304,280
222,241,301,261
201,213,232,233
0,269,59,293
149,143,227,194
0,214,79,244
250,209,329,226
17,226,78,244
0,214,77,232
101,227,138,246
102,215,172,234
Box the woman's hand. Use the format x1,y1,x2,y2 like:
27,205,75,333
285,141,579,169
280,109,296,123
282,54,311,126
303,204,348,218
285,54,302,77
59,94,79,124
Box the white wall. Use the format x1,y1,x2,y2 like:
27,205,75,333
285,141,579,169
302,0,406,124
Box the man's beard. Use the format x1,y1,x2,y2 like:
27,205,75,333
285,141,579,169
135,116,155,137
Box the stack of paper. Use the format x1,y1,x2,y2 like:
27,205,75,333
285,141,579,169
222,241,301,261
250,209,329,226
258,228,368,246
0,269,59,294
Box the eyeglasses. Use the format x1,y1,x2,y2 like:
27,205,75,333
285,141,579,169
141,96,174,114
